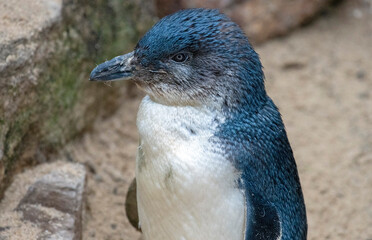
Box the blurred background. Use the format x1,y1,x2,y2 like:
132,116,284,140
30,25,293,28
0,0,371,239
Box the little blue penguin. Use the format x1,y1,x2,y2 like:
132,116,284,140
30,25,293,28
90,8,307,240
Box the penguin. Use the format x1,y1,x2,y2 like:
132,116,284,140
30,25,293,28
90,8,307,240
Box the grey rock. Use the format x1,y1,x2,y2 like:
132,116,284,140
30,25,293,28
0,162,87,240
15,163,86,240
0,0,155,197
16,164,86,240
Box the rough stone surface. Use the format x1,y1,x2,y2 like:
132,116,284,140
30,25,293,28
228,0,336,43
0,0,155,198
17,168,86,239
154,0,336,43
0,162,86,240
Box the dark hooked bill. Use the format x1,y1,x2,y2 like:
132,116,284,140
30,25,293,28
90,51,134,82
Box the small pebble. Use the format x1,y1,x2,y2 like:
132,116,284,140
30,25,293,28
111,223,117,230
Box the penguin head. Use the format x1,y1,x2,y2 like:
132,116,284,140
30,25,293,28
90,9,266,108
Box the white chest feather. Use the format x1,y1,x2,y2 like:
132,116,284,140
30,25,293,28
136,96,245,240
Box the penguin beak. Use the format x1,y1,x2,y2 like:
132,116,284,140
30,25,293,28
89,51,135,82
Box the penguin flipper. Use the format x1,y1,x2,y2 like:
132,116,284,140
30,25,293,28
244,190,281,240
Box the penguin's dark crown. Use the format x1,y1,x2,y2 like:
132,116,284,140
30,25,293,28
91,9,266,108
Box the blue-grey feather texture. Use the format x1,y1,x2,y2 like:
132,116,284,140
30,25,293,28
134,9,266,107
99,9,307,240
213,97,307,239
133,8,307,239
138,8,308,239
136,8,308,240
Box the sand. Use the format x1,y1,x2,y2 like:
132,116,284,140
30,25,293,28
66,0,372,239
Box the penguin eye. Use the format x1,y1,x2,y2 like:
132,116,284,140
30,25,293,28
171,53,189,63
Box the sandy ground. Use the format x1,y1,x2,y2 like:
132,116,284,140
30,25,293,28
65,0,372,239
